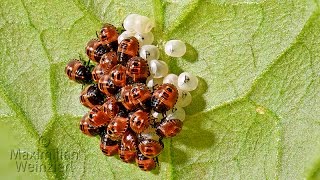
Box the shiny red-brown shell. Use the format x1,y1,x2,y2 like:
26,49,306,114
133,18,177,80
107,116,129,141
136,151,157,171
98,24,119,46
92,52,118,82
156,119,183,138
121,130,138,151
119,130,138,163
102,96,119,119
129,83,151,107
117,37,139,65
98,75,117,95
151,83,178,112
79,113,99,136
120,85,135,111
92,64,105,82
99,51,118,70
80,84,106,109
100,133,119,156
119,145,136,163
129,110,150,134
65,59,92,84
109,64,127,87
138,139,164,158
88,106,111,127
126,57,150,83
86,39,107,63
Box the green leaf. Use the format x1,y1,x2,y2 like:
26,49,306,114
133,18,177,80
1,0,320,179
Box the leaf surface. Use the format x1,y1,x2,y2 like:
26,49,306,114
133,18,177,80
0,0,320,179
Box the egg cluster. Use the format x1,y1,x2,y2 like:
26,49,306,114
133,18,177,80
65,14,198,171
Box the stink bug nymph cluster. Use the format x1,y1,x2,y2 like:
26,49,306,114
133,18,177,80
65,13,198,171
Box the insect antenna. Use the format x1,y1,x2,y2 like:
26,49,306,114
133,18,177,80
161,111,167,119
155,157,159,167
96,31,99,38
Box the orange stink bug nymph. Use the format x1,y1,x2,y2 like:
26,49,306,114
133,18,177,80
129,110,150,134
98,75,117,95
107,115,129,141
100,133,119,156
102,96,119,119
88,106,111,127
119,130,138,163
126,56,150,83
86,39,107,63
80,84,106,109
79,113,99,136
136,151,157,171
138,138,164,159
130,83,152,109
117,37,139,65
109,64,127,88
119,85,135,111
151,83,178,113
65,59,92,84
98,23,119,51
156,119,183,138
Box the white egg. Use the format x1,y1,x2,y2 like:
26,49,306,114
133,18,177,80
140,127,159,140
164,40,186,57
177,72,198,91
139,45,160,61
166,106,186,121
134,15,154,33
135,32,154,46
149,60,169,78
163,74,179,87
123,14,139,32
176,90,192,107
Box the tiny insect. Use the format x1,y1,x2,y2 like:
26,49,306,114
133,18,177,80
129,110,150,134
99,51,118,71
117,37,139,65
92,51,118,82
119,144,136,163
136,151,157,171
119,85,135,111
121,129,138,150
119,130,138,163
130,83,152,109
151,83,178,113
102,96,119,119
126,56,150,83
92,64,106,82
80,84,106,109
156,119,183,138
79,113,99,136
138,138,164,158
65,59,92,84
98,75,117,95
100,133,119,156
98,23,119,51
86,39,108,63
107,115,129,141
109,64,127,88
88,106,111,127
